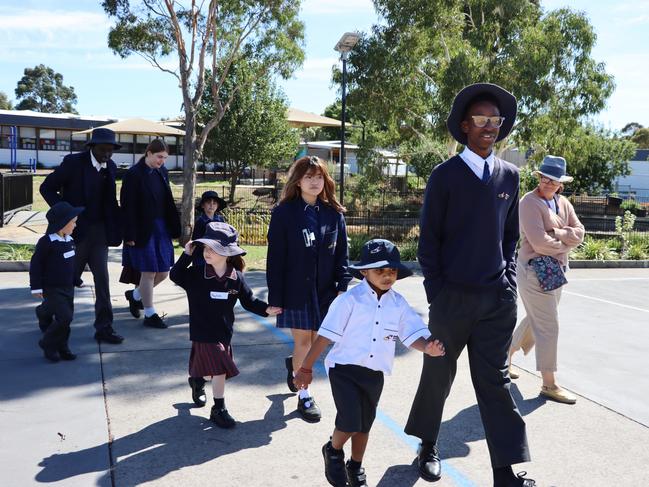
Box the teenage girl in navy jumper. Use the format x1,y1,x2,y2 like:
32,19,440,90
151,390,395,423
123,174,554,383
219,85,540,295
191,190,226,267
170,222,281,428
30,201,85,362
121,139,181,329
266,155,352,422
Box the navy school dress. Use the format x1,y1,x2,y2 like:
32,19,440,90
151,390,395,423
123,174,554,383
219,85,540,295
266,198,352,331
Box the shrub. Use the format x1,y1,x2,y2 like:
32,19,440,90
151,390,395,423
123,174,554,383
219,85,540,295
572,236,617,260
626,243,648,260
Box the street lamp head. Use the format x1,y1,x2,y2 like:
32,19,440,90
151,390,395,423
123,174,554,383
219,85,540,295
334,32,360,54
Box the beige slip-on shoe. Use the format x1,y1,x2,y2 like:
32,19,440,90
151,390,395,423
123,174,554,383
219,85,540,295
540,385,577,404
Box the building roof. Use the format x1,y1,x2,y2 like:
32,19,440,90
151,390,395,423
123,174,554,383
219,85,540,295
74,118,185,136
0,109,115,130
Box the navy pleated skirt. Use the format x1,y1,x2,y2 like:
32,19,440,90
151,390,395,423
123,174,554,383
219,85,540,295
122,218,174,272
276,285,322,331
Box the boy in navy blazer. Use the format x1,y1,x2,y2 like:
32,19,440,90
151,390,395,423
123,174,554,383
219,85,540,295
40,128,124,344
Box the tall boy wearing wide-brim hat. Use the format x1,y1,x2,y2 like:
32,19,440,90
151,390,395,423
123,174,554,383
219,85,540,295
405,83,534,486
40,127,124,345
30,202,85,362
294,239,445,487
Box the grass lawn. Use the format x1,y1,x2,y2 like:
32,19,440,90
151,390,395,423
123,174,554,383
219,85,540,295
0,243,35,261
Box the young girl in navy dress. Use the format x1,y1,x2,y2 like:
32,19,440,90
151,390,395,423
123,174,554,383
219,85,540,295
266,156,352,422
121,139,181,328
170,222,281,428
191,190,227,267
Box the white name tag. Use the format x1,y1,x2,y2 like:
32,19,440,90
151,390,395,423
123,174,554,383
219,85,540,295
210,291,229,300
63,250,75,259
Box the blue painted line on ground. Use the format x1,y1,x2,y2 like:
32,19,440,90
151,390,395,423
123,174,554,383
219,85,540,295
243,309,478,487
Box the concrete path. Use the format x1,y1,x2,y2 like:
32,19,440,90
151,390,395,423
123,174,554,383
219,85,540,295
1,265,648,487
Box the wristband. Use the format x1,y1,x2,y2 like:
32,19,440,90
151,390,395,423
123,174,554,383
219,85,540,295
298,366,312,374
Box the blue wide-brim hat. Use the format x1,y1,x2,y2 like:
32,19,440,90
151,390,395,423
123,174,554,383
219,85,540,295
192,222,246,257
86,128,121,149
446,83,517,145
349,239,412,280
198,190,227,211
534,155,573,183
46,201,84,234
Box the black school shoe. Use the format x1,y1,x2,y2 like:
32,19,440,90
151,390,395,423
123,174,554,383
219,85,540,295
143,313,167,329
38,340,60,362
298,396,321,422
58,347,77,361
498,472,536,487
417,441,442,482
210,405,236,429
285,356,298,393
188,377,207,407
94,327,124,344
322,441,348,487
346,460,368,487
124,290,143,318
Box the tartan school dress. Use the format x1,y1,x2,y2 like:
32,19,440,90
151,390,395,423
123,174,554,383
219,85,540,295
169,252,269,378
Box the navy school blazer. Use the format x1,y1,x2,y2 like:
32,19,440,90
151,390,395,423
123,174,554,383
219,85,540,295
119,158,181,247
266,198,352,316
40,151,122,246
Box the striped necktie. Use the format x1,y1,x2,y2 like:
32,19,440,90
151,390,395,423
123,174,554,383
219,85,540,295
482,160,490,183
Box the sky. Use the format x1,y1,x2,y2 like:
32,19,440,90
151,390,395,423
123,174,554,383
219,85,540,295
0,0,647,132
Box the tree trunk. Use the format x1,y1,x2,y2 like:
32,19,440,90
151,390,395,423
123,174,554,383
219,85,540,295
229,169,239,204
180,122,197,246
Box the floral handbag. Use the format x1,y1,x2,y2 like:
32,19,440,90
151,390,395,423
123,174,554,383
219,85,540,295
529,255,568,292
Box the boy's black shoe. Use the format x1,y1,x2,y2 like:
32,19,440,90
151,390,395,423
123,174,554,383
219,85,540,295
94,327,124,344
285,356,298,392
35,305,52,333
124,290,143,318
210,406,236,429
322,441,348,487
345,460,368,487
298,396,321,422
58,348,77,361
38,340,60,362
499,472,535,487
188,377,207,407
417,441,441,481
143,313,167,329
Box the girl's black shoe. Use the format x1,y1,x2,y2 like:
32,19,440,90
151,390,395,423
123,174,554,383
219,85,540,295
38,340,59,362
210,406,236,428
188,377,207,407
285,356,298,393
58,348,77,361
143,313,167,329
125,290,143,318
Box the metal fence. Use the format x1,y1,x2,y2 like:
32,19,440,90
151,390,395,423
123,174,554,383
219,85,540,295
1,172,33,227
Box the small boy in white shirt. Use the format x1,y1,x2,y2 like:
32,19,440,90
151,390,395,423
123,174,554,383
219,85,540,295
294,239,445,487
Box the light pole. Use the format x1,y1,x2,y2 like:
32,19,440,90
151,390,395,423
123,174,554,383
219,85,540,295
334,32,360,205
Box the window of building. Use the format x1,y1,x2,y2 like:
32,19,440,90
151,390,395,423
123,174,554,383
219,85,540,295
19,127,36,150
71,132,88,152
0,126,13,149
164,136,178,155
115,133,134,153
135,135,151,155
39,129,56,151
56,130,72,151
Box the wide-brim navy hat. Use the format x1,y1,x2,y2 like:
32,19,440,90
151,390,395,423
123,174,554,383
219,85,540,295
46,201,84,234
349,239,412,280
86,128,121,149
446,83,517,145
533,155,573,183
192,222,246,257
198,190,227,211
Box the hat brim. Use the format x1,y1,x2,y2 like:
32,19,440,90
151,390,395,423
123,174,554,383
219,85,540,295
349,260,413,280
198,195,228,210
192,239,246,257
86,141,122,149
446,83,517,146
532,170,573,183
46,206,85,234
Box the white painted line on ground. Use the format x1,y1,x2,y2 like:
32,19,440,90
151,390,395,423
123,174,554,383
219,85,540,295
569,278,649,281
563,291,649,314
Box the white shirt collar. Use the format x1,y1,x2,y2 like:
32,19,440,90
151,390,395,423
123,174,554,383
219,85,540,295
48,233,73,242
90,150,107,171
459,146,495,178
359,278,396,304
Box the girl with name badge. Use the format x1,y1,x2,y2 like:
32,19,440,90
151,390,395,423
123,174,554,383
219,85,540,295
266,156,352,422
170,222,281,428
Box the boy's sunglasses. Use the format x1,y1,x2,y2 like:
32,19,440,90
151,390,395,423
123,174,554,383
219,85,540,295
470,115,505,128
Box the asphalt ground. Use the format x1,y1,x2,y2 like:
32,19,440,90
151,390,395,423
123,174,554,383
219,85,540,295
1,264,648,487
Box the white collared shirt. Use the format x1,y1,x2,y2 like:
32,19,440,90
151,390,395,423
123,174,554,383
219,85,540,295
48,233,73,242
90,150,106,171
318,279,431,375
459,146,495,181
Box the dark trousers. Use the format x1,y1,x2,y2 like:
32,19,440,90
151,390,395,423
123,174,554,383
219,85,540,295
39,286,74,351
405,284,530,468
74,223,113,330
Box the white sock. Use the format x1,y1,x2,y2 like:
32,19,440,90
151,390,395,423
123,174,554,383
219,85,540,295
298,388,311,400
144,307,156,317
132,288,141,301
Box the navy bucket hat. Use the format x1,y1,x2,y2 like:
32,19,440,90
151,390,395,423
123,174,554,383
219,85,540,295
198,190,228,211
349,239,412,280
446,83,517,145
86,128,121,148
534,155,573,183
46,201,84,235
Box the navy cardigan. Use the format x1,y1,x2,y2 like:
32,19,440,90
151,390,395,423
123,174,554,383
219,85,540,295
119,159,181,247
266,199,351,316
40,151,122,246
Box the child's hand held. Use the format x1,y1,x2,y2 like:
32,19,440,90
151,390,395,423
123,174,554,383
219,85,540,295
424,339,445,357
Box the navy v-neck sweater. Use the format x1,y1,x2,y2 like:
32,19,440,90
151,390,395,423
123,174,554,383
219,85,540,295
417,155,520,303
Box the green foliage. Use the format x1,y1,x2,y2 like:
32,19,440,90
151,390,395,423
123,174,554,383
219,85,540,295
615,210,637,258
519,165,538,195
0,91,12,110
402,137,448,179
347,233,418,261
571,236,617,261
620,199,642,211
14,64,78,113
630,128,649,148
626,243,649,260
0,244,34,261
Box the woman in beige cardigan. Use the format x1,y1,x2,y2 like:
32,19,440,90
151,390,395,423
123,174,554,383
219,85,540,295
510,155,585,404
